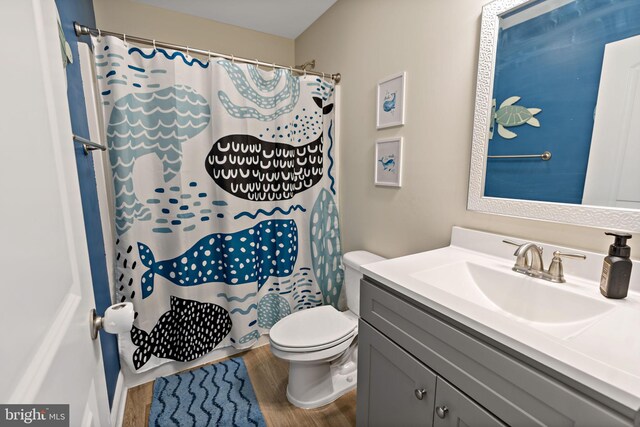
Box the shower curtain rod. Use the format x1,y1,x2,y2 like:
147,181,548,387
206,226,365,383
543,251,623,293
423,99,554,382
73,22,341,83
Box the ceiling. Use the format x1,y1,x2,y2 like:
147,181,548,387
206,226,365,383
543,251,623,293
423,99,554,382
134,0,337,39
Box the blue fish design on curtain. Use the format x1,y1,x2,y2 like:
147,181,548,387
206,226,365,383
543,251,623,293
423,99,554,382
138,219,298,298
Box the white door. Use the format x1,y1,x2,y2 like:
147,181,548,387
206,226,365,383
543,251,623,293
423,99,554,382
0,1,111,426
582,34,640,209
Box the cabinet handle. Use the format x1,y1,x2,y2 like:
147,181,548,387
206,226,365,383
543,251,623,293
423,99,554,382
414,388,427,400
436,406,449,419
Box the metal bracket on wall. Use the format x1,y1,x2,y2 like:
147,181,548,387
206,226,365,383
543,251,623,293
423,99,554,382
73,134,106,155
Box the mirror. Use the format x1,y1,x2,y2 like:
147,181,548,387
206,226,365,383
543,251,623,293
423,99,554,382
468,0,640,232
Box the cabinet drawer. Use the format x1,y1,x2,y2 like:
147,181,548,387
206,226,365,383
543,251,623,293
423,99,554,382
360,278,632,426
357,321,437,427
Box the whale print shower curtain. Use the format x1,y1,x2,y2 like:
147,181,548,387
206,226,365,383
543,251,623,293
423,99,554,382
92,36,343,372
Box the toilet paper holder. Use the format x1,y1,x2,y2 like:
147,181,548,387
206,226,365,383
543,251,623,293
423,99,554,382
90,302,135,340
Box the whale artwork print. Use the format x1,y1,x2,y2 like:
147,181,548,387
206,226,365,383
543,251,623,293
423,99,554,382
138,219,298,298
383,92,397,113
131,296,232,369
378,156,396,172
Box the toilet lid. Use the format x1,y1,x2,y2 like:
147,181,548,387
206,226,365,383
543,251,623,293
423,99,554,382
269,305,358,349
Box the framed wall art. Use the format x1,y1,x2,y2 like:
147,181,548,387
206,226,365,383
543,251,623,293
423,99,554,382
376,72,406,129
375,137,403,187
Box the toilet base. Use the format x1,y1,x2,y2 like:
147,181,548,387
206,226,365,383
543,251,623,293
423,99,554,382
273,339,358,410
285,356,357,409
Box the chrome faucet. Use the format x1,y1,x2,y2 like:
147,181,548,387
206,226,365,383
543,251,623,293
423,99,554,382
503,240,586,283
511,242,544,274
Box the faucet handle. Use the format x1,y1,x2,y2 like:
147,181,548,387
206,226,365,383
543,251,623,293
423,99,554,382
552,250,587,260
547,251,586,283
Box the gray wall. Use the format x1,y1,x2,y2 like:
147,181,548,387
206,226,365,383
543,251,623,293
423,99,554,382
295,0,638,260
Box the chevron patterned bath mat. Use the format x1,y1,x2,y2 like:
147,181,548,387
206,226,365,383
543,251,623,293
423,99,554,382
148,357,266,427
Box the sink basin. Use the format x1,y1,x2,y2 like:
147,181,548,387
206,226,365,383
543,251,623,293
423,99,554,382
411,262,615,332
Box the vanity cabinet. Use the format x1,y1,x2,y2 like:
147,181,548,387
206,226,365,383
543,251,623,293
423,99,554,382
357,320,436,426
356,278,633,426
357,320,504,427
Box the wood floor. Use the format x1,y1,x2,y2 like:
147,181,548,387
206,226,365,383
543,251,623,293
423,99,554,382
122,344,357,427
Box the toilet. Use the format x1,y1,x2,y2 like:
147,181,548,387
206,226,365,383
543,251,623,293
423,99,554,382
269,251,386,409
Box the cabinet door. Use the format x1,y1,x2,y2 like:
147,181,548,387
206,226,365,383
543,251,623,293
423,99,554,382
434,378,505,427
357,321,437,427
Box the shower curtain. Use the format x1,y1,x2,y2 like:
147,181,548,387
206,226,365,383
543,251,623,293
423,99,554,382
92,36,343,372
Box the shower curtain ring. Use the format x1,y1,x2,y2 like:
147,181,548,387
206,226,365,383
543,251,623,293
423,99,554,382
97,28,101,40
303,68,307,77
186,46,190,57
152,39,157,52
272,62,276,71
322,72,326,79
208,50,212,60
123,33,127,46
289,66,293,76
231,54,235,64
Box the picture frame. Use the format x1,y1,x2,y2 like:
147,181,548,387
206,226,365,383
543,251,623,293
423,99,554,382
376,72,406,129
374,137,403,187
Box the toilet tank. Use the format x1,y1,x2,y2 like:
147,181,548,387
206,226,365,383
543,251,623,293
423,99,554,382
342,251,386,316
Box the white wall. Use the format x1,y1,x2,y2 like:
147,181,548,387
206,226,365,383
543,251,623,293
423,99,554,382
295,0,638,260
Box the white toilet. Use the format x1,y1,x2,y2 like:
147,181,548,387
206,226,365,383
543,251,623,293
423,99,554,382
269,251,386,409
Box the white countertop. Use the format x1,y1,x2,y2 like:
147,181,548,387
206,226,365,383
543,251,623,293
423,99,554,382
361,226,640,413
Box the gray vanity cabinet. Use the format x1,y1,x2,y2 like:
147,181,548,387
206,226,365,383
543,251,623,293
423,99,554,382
357,278,633,426
357,321,437,427
357,320,504,427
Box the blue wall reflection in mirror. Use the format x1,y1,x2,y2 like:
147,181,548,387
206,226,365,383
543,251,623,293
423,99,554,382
484,0,640,204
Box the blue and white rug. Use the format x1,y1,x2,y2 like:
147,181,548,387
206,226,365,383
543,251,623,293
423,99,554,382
148,357,266,427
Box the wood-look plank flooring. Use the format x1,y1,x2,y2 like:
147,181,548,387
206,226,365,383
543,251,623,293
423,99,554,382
123,344,356,427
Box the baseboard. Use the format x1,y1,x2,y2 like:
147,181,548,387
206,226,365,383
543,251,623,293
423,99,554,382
122,337,270,389
111,371,127,427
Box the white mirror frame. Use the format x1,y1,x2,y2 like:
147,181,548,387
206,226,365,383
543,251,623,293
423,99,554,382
467,0,640,232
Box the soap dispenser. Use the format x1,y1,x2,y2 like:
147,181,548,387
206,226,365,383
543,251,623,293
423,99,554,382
600,232,633,299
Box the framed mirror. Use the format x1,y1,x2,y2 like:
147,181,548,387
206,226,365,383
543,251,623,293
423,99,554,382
468,0,640,232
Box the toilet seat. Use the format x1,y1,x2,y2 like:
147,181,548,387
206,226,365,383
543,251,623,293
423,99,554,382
269,305,358,352
270,329,357,353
